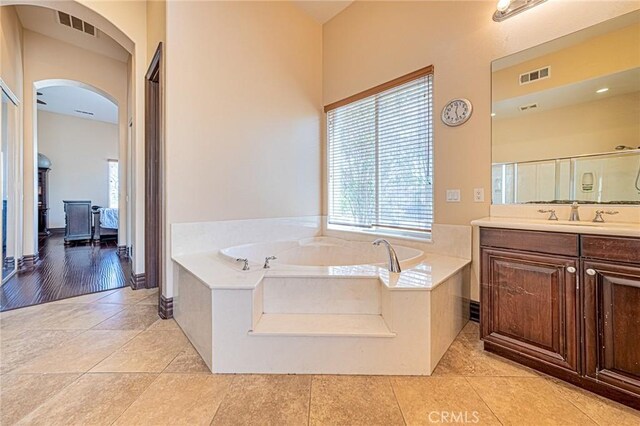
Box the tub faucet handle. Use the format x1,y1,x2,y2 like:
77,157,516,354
236,258,250,271
263,256,277,269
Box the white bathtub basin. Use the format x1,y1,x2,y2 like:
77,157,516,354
219,237,424,268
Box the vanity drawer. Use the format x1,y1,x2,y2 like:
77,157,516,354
480,227,579,257
581,235,640,264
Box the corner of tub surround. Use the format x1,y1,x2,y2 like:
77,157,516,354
171,215,323,256
321,217,471,260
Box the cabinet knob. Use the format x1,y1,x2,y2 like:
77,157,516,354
566,266,576,273
586,268,597,276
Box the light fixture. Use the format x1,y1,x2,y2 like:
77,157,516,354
497,0,512,12
493,0,548,22
491,112,496,117
596,88,609,94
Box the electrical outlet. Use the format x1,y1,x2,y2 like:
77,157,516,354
473,188,485,202
446,189,461,202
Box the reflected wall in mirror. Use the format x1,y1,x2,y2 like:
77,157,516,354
1,87,18,282
491,11,640,205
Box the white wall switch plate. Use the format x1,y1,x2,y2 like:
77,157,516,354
473,188,485,202
446,189,461,202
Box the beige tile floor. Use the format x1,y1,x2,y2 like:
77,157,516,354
1,288,639,425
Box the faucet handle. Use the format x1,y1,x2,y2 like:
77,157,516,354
593,210,619,223
263,256,277,269
537,209,558,221
236,258,250,271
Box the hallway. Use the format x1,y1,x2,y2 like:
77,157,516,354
0,234,130,311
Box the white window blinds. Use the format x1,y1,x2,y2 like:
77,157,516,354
327,73,433,233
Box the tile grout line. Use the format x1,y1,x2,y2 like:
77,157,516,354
107,372,162,426
307,375,313,426
388,376,409,426
463,376,506,425
540,376,603,425
209,374,240,425
10,370,86,424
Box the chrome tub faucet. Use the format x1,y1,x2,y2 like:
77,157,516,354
373,239,402,273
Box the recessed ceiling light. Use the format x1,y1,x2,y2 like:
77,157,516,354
596,88,609,94
491,113,496,117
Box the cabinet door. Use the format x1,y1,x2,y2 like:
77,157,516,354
481,249,579,372
583,261,640,395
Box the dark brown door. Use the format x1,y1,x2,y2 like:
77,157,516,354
583,260,640,395
481,248,579,372
145,44,162,290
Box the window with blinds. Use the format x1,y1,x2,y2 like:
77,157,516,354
327,70,433,234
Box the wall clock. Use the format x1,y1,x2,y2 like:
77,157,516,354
441,98,473,127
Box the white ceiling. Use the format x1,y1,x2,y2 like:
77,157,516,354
492,68,640,119
493,10,640,71
37,85,118,124
292,1,354,24
15,5,129,63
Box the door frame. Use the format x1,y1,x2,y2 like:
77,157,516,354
144,43,165,316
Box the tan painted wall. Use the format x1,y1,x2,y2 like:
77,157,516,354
493,22,640,100
22,30,128,255
164,0,322,296
493,92,640,163
0,6,23,99
323,0,640,301
38,111,118,228
146,0,165,62
0,6,25,268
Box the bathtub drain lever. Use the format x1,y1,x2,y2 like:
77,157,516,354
263,256,277,269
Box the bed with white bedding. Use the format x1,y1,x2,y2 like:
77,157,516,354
92,207,118,242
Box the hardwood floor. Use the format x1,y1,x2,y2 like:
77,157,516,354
0,234,130,312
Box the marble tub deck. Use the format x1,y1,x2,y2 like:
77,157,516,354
1,288,639,425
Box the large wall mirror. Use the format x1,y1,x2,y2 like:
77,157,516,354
491,11,640,205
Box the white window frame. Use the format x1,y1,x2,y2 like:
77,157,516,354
325,67,434,241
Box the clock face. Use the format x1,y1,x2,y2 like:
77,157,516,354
441,98,473,127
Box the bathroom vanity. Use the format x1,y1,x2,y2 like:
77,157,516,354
479,9,640,409
474,220,640,409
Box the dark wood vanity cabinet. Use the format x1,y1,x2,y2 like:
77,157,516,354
480,228,640,409
481,248,579,373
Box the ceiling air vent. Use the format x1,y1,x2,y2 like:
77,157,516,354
57,11,97,37
519,103,539,112
519,66,550,85
74,110,95,116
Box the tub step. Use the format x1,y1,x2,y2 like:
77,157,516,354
249,313,395,338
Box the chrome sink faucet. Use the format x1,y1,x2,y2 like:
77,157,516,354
373,239,402,273
569,202,580,222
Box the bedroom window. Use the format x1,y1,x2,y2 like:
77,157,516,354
325,66,434,237
108,159,118,209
